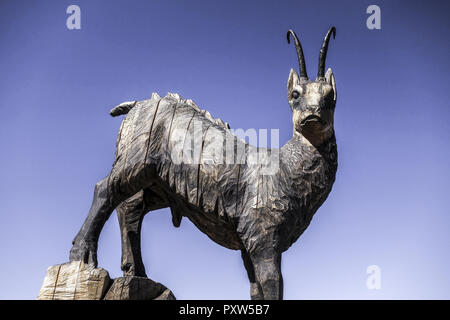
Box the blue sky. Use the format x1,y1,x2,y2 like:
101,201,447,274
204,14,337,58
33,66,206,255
0,0,449,299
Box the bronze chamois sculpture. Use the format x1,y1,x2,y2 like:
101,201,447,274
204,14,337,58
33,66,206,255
69,27,338,300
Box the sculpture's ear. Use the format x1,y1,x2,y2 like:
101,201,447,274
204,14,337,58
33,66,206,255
287,68,300,100
325,68,337,101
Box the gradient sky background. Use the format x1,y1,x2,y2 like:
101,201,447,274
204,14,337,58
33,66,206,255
0,0,449,299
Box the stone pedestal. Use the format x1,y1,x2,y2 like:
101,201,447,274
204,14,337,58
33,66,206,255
37,261,111,300
38,262,175,300
104,276,175,300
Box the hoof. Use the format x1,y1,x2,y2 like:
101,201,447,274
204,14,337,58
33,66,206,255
69,241,98,267
121,262,147,278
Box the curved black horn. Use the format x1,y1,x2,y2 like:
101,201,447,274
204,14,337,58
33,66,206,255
287,29,308,79
317,26,336,79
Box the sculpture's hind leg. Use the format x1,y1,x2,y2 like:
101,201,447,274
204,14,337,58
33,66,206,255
69,177,114,266
117,190,148,277
117,186,169,277
69,164,155,267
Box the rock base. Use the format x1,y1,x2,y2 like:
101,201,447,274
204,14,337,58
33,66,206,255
104,276,175,300
38,262,175,300
37,261,111,300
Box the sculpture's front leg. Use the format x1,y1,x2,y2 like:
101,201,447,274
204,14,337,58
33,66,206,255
241,250,264,300
248,248,283,300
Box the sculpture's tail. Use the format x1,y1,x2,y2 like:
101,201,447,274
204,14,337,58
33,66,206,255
110,101,136,117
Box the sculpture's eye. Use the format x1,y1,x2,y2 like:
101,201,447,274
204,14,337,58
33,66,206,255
292,91,300,99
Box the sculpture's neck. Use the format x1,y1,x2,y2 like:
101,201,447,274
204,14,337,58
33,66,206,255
310,132,338,170
280,131,338,210
282,131,337,173
277,133,337,251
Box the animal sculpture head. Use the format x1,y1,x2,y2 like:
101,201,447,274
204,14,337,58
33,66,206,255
287,27,337,147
